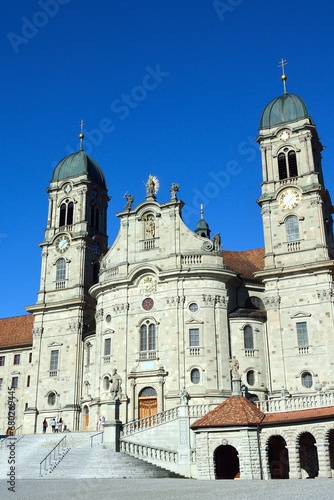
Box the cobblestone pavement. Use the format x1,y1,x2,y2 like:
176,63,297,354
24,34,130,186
1,478,334,500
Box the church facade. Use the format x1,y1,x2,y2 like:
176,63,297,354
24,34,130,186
1,81,334,477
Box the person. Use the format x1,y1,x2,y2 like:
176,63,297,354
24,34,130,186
100,416,105,430
55,421,59,433
51,418,56,433
110,368,122,401
97,415,101,431
58,418,63,432
42,418,48,433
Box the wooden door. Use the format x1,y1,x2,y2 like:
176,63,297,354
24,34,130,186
139,397,157,420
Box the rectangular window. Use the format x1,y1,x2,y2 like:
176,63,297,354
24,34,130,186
11,377,18,389
0,356,5,367
0,377,3,389
50,350,59,376
27,375,30,387
29,352,32,363
104,338,111,356
189,328,200,347
14,354,21,365
297,322,308,346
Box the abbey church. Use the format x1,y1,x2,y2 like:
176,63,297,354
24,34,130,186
1,79,334,480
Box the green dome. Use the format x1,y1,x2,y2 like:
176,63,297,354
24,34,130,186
260,93,311,129
52,151,107,188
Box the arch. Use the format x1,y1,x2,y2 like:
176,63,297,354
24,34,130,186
299,432,319,478
214,444,240,479
267,435,289,479
277,147,298,180
59,199,74,227
138,386,157,420
243,325,254,349
328,429,334,475
244,296,265,310
56,258,66,281
103,375,110,391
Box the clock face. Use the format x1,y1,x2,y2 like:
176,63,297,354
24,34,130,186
279,188,301,210
142,298,154,311
279,130,291,141
93,241,101,255
55,235,70,253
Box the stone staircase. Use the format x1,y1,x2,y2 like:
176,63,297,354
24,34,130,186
0,432,182,479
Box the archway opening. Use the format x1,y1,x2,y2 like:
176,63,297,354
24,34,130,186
299,432,319,478
214,444,239,479
329,429,334,475
268,435,289,479
83,405,89,431
138,387,157,420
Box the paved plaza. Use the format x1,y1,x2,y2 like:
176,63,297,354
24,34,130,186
1,478,334,500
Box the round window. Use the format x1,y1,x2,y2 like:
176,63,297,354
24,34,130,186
190,368,200,384
105,314,112,323
301,372,313,388
189,303,199,313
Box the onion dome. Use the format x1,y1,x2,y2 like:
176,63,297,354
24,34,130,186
260,93,311,129
51,150,106,189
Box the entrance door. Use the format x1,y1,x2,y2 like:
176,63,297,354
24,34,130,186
214,445,240,479
83,406,89,431
138,387,158,421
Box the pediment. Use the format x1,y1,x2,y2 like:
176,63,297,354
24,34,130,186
185,318,204,325
290,312,311,319
47,341,63,348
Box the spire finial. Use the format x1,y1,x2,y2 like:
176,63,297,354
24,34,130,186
200,203,204,220
278,58,288,94
79,119,85,151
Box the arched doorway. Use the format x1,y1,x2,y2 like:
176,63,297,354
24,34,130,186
83,405,89,431
214,444,239,479
138,387,157,419
299,432,319,478
268,435,289,479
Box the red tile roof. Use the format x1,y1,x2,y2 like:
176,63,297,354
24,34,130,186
222,248,264,280
0,315,34,349
191,396,334,429
191,396,265,428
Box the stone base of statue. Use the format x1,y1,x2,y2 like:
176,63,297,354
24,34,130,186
231,377,242,396
103,400,122,452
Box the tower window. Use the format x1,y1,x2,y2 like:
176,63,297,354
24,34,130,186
189,328,200,347
0,356,5,366
104,338,111,357
285,215,300,241
278,149,298,180
90,204,100,230
243,325,254,350
56,258,66,288
59,199,73,227
296,322,309,347
50,350,59,376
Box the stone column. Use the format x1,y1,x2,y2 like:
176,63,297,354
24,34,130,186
315,442,331,478
103,400,122,452
177,404,192,476
285,445,301,479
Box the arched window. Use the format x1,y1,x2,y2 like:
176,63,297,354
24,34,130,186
278,148,298,180
59,199,73,227
244,325,254,350
56,259,66,288
103,376,110,391
285,215,300,241
48,391,56,406
90,204,100,230
140,321,156,359
301,372,313,389
245,296,265,310
247,370,255,386
190,368,200,384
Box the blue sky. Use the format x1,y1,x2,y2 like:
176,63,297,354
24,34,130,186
2,0,334,318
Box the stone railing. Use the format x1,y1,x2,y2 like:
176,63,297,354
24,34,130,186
256,391,334,413
120,439,177,463
121,407,179,437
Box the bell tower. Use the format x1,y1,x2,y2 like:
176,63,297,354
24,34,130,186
25,127,109,433
255,64,334,396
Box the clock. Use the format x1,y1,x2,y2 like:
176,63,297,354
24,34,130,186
279,188,301,210
64,183,72,194
55,235,70,253
142,298,154,311
279,130,291,142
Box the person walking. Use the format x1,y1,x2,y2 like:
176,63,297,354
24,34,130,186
51,418,56,432
42,418,48,433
